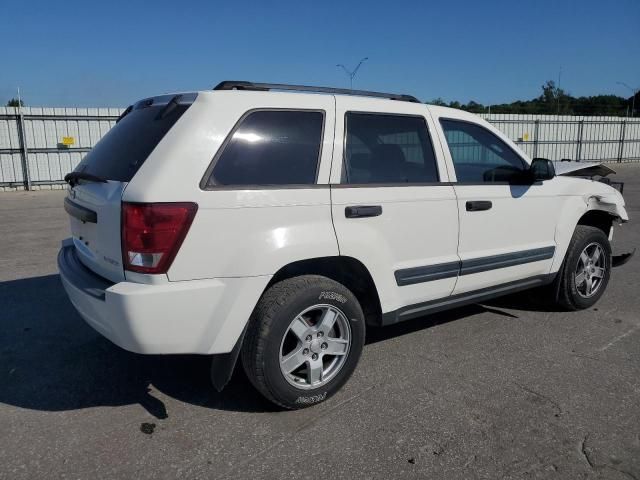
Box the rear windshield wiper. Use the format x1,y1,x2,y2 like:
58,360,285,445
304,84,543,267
64,171,108,187
116,105,133,123
155,94,183,120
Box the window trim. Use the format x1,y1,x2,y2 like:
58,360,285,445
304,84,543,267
199,108,326,190
438,117,529,184
340,110,442,186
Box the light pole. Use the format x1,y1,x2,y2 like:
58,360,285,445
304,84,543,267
617,81,639,117
337,57,368,90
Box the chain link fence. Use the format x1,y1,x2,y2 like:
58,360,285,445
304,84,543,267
1,106,639,190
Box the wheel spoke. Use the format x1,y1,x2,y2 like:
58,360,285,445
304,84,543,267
585,276,594,294
280,304,352,389
592,267,605,278
318,309,338,333
324,338,349,356
591,246,602,264
280,348,306,373
289,316,309,341
575,271,586,286
308,360,323,385
580,251,589,267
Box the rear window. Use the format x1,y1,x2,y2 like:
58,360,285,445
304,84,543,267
74,94,195,182
204,110,324,187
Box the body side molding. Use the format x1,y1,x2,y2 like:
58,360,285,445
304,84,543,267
394,261,461,286
394,246,556,286
459,246,556,276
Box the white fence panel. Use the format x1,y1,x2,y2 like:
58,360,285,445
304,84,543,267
1,107,639,189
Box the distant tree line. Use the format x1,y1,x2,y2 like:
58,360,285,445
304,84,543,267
430,80,638,116
5,81,638,116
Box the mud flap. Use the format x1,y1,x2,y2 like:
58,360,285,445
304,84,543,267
612,249,635,268
210,325,247,392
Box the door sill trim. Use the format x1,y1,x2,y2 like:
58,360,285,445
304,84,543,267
381,274,555,325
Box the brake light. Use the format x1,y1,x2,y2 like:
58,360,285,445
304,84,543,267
122,202,198,274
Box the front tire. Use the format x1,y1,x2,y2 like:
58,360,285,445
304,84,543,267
554,225,612,310
241,275,365,409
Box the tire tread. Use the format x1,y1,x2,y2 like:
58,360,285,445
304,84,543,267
241,275,353,409
555,225,610,310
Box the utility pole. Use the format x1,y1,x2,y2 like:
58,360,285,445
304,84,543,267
337,57,369,90
617,82,639,117
556,67,562,115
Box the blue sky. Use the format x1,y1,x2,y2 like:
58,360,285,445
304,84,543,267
1,0,639,107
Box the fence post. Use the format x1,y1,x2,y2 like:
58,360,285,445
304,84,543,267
15,110,32,190
533,119,539,158
576,120,584,161
617,120,626,163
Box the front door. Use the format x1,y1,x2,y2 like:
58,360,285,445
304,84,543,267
433,113,559,294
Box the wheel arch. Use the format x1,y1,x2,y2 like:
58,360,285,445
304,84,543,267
551,200,618,273
267,256,383,326
576,209,616,235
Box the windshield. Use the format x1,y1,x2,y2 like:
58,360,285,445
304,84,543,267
74,93,196,182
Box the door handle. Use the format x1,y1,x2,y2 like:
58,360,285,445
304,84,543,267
466,200,492,212
345,205,383,218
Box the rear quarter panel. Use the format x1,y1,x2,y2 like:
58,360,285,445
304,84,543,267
123,91,339,280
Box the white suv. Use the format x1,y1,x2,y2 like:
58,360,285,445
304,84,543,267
58,81,631,409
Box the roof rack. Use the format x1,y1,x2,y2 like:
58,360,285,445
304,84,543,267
213,81,421,103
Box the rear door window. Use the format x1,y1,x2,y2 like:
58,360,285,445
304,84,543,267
343,113,439,184
204,110,324,187
74,94,195,182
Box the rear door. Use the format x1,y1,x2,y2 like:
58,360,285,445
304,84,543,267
64,94,196,282
330,97,459,317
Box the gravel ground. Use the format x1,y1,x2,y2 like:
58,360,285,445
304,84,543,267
1,164,639,479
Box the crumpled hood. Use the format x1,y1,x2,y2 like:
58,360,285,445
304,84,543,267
553,161,616,178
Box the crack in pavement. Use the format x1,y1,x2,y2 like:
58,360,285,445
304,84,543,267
579,435,639,480
512,382,564,416
580,435,595,469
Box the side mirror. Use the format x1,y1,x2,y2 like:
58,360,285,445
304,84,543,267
530,158,555,181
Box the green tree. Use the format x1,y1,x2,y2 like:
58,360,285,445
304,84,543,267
6,98,25,107
429,97,447,106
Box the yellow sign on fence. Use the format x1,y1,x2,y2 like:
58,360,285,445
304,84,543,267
61,136,75,146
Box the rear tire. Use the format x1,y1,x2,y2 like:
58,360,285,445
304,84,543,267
553,225,611,310
241,275,365,409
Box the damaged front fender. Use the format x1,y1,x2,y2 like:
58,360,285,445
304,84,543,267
584,193,629,223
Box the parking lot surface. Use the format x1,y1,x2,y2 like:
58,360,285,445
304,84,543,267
1,165,639,480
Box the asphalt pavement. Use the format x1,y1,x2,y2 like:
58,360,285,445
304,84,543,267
1,165,639,479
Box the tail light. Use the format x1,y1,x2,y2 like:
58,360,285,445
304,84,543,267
122,202,198,274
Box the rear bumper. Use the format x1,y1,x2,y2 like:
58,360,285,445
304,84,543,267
57,241,270,354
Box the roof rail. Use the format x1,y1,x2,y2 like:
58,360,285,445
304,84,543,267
213,81,421,103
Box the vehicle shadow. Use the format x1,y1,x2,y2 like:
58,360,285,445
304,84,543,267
484,288,566,313
0,274,277,417
366,304,491,345
0,274,556,418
